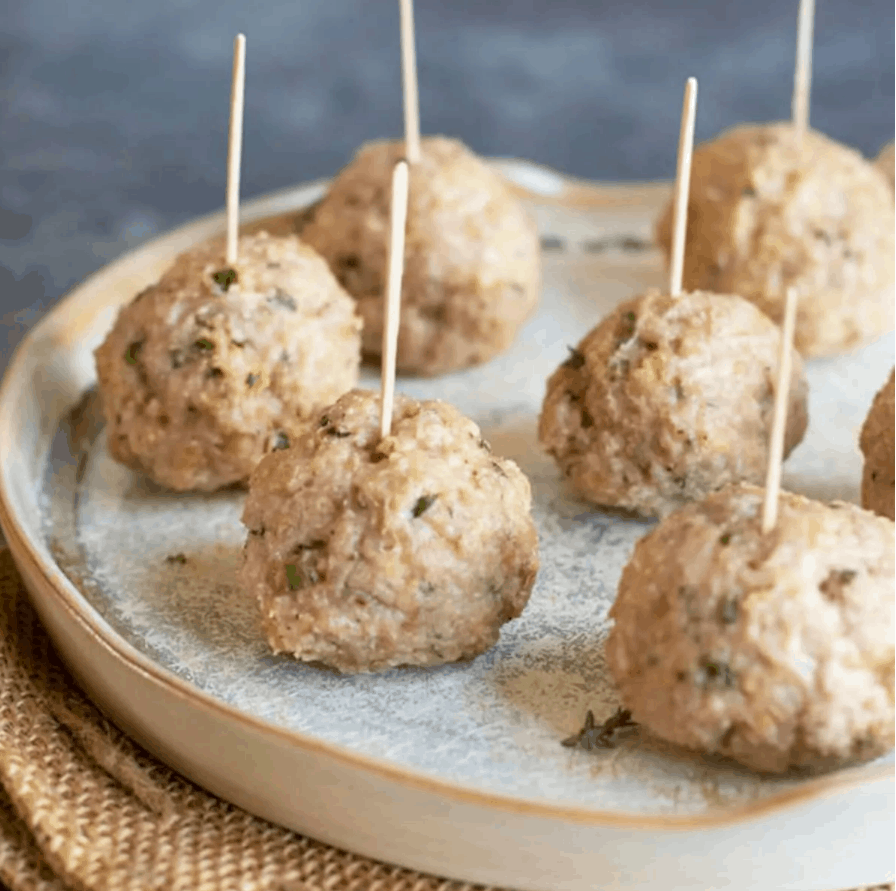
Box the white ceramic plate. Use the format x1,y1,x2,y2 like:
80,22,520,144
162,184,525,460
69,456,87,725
0,162,893,891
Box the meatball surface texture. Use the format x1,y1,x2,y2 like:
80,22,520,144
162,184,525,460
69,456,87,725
239,389,539,673
607,484,895,774
95,231,361,491
538,289,809,518
860,368,895,520
656,123,895,357
301,136,541,376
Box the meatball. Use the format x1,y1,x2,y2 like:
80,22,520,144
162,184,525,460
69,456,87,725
876,141,894,190
860,369,895,520
607,483,895,774
95,231,361,492
238,389,539,673
655,123,895,357
301,136,541,376
538,289,809,518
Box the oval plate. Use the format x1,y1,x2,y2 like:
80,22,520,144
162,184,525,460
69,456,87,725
0,161,893,891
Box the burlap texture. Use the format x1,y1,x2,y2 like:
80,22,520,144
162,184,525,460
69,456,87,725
0,548,891,891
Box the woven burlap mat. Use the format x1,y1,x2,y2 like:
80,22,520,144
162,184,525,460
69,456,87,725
0,549,891,891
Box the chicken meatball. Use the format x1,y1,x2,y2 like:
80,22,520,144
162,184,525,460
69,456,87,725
655,123,895,357
607,483,895,774
301,136,541,376
95,231,361,492
538,289,809,518
238,389,539,673
860,369,895,520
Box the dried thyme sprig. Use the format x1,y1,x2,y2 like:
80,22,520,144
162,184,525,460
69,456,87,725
561,707,638,751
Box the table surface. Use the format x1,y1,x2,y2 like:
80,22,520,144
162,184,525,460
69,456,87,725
1,0,894,374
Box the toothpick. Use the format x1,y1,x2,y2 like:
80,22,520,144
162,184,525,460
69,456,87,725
226,34,247,266
761,287,799,534
791,0,815,142
380,160,410,439
669,77,698,298
399,0,421,164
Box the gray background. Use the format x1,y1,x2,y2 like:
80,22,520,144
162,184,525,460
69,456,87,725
1,0,893,372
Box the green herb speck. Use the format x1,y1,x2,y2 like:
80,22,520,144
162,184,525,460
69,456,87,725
285,564,303,590
212,268,238,291
412,494,437,518
124,341,143,365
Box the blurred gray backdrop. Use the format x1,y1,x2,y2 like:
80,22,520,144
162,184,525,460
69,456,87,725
1,0,893,370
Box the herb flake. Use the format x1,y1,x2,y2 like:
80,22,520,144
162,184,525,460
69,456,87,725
561,708,637,751
124,340,143,366
412,494,437,518
698,657,736,688
212,268,238,291
285,563,303,590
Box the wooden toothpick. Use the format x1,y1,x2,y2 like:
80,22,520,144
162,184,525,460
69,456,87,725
380,160,410,439
791,0,815,141
399,0,422,164
669,77,698,298
226,33,247,266
761,287,799,534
